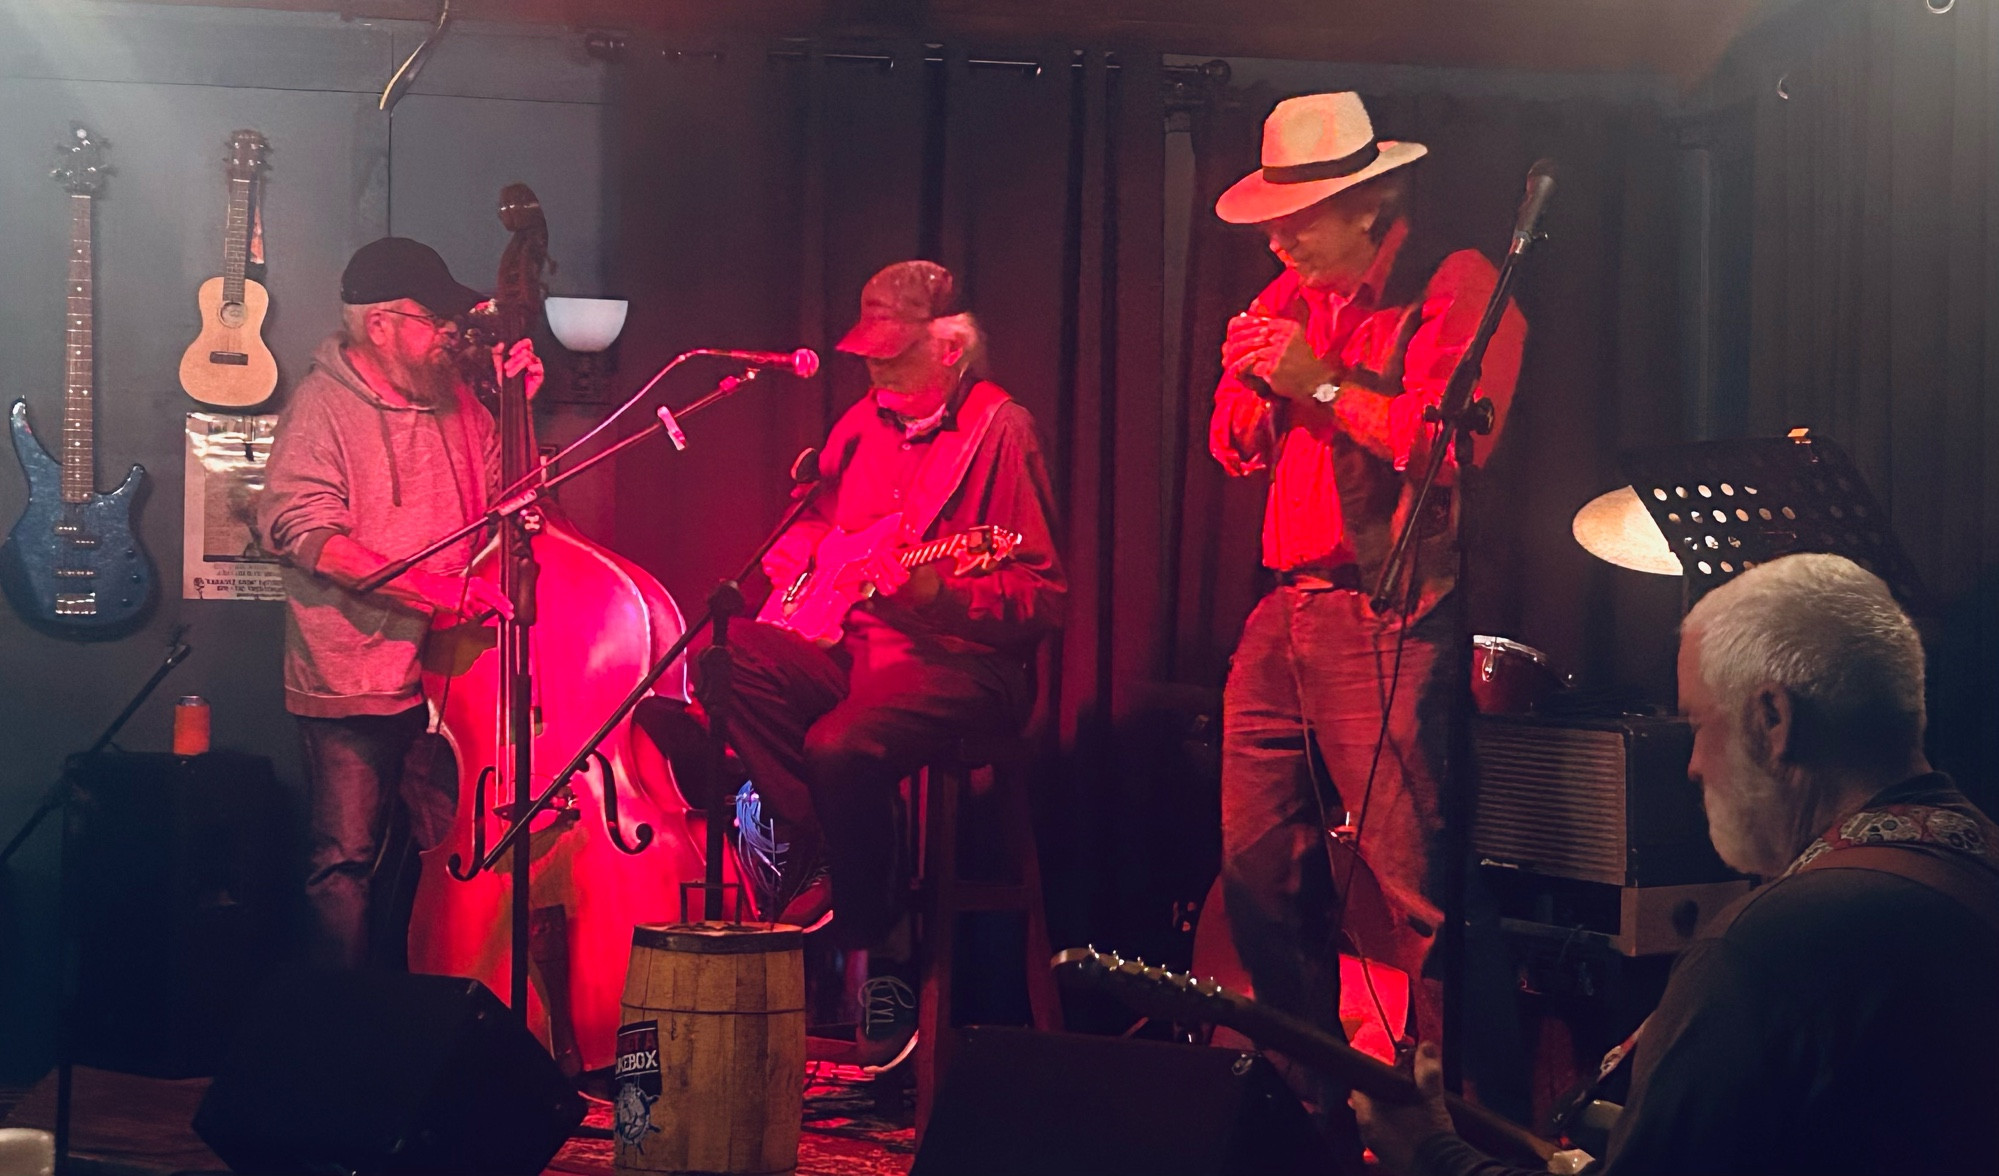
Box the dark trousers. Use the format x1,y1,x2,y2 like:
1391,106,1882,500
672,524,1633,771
1221,587,1454,1136
295,704,430,970
710,619,1029,947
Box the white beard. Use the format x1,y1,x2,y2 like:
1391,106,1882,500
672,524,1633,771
1704,732,1799,877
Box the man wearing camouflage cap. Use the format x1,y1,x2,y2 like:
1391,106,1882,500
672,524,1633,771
638,261,1064,1055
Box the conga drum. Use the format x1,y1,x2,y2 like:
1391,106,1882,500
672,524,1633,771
1469,635,1564,715
613,924,805,1176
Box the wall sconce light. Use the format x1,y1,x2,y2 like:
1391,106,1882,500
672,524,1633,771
544,296,628,402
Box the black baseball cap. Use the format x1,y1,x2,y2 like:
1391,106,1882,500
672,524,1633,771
340,237,484,319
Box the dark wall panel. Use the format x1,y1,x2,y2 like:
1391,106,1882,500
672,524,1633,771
0,2,609,1080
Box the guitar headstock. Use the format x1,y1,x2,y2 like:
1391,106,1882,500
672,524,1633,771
952,525,1025,576
51,124,108,196
1048,945,1235,1024
224,129,269,181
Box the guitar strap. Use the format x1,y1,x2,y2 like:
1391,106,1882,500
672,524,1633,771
1556,829,1999,1150
897,379,1011,545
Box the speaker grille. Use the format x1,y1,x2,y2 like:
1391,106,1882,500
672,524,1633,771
1473,725,1629,884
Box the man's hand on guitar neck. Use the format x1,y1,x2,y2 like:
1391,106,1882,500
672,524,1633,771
859,551,942,608
1351,1040,1457,1174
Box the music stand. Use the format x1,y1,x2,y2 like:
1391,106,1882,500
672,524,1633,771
1618,429,1928,612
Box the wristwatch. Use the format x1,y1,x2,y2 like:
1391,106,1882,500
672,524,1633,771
1311,380,1342,405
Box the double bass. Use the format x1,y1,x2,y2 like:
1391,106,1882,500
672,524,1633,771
409,184,718,1074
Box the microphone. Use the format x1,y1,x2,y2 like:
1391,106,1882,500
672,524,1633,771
708,348,821,378
789,446,823,485
1509,158,1557,259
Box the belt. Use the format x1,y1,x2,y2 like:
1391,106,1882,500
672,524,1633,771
1276,563,1363,591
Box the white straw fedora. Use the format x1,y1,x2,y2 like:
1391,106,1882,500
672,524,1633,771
1215,92,1428,225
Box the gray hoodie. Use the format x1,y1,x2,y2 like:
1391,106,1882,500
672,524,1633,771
258,334,497,718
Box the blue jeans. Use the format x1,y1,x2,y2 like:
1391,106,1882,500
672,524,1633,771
1221,586,1454,1050
296,704,430,969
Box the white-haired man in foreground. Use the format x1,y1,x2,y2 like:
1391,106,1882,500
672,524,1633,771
1356,553,1999,1175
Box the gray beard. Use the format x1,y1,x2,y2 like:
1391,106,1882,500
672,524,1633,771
387,350,456,407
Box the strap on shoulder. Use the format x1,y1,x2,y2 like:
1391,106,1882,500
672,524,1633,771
1802,844,1999,942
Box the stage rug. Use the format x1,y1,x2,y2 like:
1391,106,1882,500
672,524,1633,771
3,1064,915,1176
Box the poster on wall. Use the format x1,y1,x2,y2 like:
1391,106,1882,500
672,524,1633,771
183,412,284,601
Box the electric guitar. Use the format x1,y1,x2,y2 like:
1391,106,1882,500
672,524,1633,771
756,512,1022,646
178,129,275,406
1050,946,1565,1170
0,125,155,637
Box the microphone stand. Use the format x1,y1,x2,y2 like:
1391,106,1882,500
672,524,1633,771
355,358,765,596
353,361,773,1023
464,463,828,924
1367,175,1547,1092
1,628,192,1176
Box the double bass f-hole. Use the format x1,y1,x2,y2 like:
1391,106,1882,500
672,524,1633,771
592,749,653,856
447,764,497,882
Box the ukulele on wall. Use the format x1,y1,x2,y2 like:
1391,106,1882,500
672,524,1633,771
0,125,155,637
178,129,275,407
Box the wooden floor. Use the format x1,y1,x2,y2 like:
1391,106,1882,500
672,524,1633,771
1,1064,915,1176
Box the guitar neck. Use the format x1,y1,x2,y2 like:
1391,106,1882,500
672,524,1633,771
900,530,978,569
1217,993,1557,1166
222,173,252,304
62,190,95,505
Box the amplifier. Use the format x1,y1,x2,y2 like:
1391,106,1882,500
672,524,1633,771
1472,714,1733,887
1473,715,1749,957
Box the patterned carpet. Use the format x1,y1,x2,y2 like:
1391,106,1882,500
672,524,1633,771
2,1065,915,1176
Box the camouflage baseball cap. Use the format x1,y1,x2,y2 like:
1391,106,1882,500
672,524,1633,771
836,260,959,359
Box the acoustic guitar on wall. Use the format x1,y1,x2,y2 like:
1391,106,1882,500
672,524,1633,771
178,129,275,407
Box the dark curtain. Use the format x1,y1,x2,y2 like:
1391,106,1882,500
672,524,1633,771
1733,0,1998,809
606,42,1171,955
604,43,1694,963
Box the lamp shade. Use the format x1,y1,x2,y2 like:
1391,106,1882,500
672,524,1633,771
544,297,628,353
1573,485,1682,576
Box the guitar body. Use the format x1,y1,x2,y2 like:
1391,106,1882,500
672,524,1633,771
0,400,153,636
756,513,1022,646
179,276,276,407
756,513,904,646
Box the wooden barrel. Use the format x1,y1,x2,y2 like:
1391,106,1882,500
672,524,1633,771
613,923,805,1176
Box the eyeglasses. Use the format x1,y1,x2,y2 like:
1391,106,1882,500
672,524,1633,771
377,308,455,331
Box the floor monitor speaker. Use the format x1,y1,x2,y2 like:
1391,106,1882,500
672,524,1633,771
67,751,290,1077
192,969,583,1176
911,1027,1327,1176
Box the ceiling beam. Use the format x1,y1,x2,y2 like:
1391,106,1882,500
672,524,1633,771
98,0,1780,80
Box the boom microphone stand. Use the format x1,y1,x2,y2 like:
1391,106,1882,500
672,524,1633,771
1367,159,1555,1090
467,448,827,922
355,358,801,1021
1,627,192,1176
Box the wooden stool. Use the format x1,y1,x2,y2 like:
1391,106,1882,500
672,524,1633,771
909,733,1061,1138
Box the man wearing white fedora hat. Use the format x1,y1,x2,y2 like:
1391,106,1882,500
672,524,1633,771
1208,91,1527,1141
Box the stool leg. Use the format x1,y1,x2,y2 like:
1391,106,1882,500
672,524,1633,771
1008,774,1061,1033
915,763,962,1141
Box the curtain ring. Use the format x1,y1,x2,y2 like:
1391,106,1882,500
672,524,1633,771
1926,0,1955,14
1776,71,1791,100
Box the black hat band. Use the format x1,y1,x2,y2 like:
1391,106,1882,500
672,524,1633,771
1262,141,1381,185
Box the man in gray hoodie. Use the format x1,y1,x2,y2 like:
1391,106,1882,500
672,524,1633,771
258,237,531,968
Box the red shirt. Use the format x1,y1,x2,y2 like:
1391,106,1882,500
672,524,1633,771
1209,220,1526,582
766,380,1066,655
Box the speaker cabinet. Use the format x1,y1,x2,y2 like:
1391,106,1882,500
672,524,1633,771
193,969,584,1176
67,751,291,1077
912,1028,1326,1176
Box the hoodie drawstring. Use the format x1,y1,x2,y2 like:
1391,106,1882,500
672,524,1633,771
376,408,404,507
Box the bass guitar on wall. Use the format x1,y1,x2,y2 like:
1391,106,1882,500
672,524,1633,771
1,125,155,638
178,129,275,407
